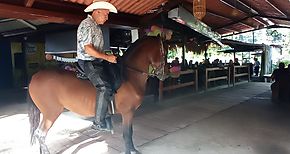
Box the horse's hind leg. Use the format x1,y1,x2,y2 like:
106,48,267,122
35,112,62,154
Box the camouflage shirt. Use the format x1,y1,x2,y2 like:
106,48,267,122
76,15,104,61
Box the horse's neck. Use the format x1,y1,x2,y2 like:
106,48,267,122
124,53,149,95
123,37,157,95
126,66,149,95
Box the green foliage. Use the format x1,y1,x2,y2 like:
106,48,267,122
167,48,178,59
266,29,283,43
280,60,290,67
273,60,290,70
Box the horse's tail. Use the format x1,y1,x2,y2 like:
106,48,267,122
27,91,40,145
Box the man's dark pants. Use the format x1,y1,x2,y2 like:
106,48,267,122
79,60,112,129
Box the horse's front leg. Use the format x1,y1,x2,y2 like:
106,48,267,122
122,112,140,154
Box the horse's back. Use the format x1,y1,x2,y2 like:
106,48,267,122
30,69,86,93
29,69,97,116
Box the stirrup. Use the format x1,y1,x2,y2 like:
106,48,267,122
91,117,114,134
105,116,114,134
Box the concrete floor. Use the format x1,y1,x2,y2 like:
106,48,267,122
0,82,290,154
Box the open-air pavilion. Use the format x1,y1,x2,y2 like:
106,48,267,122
0,0,290,154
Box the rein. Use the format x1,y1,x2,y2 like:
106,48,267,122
126,63,159,77
125,38,166,79
126,66,149,76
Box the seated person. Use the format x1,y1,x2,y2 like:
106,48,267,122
170,57,181,78
271,62,289,102
234,58,240,66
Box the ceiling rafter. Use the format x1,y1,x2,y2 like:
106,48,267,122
219,0,267,26
140,0,184,25
266,0,287,17
1,0,290,37
213,15,257,31
252,17,266,27
258,15,290,22
219,0,257,14
238,0,278,25
207,9,254,29
24,0,35,7
0,18,15,23
37,0,85,11
220,0,269,27
206,12,239,32
0,2,84,25
254,16,269,26
218,27,237,34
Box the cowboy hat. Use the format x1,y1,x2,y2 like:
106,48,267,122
84,1,117,13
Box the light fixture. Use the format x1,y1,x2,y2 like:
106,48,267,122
193,0,206,20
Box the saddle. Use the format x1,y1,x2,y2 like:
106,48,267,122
76,59,123,115
76,64,88,80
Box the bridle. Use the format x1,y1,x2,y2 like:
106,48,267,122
126,37,167,81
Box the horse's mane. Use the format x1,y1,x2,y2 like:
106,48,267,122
123,36,160,61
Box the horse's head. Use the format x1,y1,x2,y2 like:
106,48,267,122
124,36,169,80
147,37,168,81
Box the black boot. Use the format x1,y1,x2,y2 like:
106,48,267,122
92,87,113,132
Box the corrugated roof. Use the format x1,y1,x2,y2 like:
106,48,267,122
0,0,290,36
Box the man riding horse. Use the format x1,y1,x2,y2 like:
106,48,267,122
77,0,117,131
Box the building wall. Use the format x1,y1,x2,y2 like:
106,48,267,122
11,42,26,88
0,40,13,89
25,42,45,78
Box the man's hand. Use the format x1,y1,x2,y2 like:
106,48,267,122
106,54,117,63
45,54,53,61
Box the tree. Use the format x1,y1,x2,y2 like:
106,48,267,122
266,29,283,43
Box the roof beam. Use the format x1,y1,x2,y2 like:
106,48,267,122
213,15,257,31
266,0,287,17
236,0,279,25
140,0,185,24
1,24,77,38
0,3,84,25
252,17,267,27
219,0,267,26
16,19,37,30
0,18,15,23
0,2,141,28
220,0,258,15
207,9,255,29
24,0,35,7
258,15,290,21
37,0,85,11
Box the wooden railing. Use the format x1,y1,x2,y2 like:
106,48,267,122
205,67,230,90
157,65,250,100
232,65,250,86
159,69,198,100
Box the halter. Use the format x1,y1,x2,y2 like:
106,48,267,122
126,37,167,81
148,39,167,80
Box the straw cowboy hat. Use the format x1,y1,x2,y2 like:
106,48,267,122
84,1,118,13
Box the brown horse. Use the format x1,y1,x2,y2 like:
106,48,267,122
28,36,167,154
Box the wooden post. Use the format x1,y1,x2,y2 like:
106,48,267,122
205,68,208,90
227,67,230,87
158,80,163,101
233,66,236,86
248,65,250,82
195,69,198,92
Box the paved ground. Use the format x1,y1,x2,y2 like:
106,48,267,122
1,82,290,154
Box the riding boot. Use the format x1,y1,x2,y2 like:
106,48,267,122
92,87,113,132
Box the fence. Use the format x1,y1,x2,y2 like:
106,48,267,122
159,69,198,100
